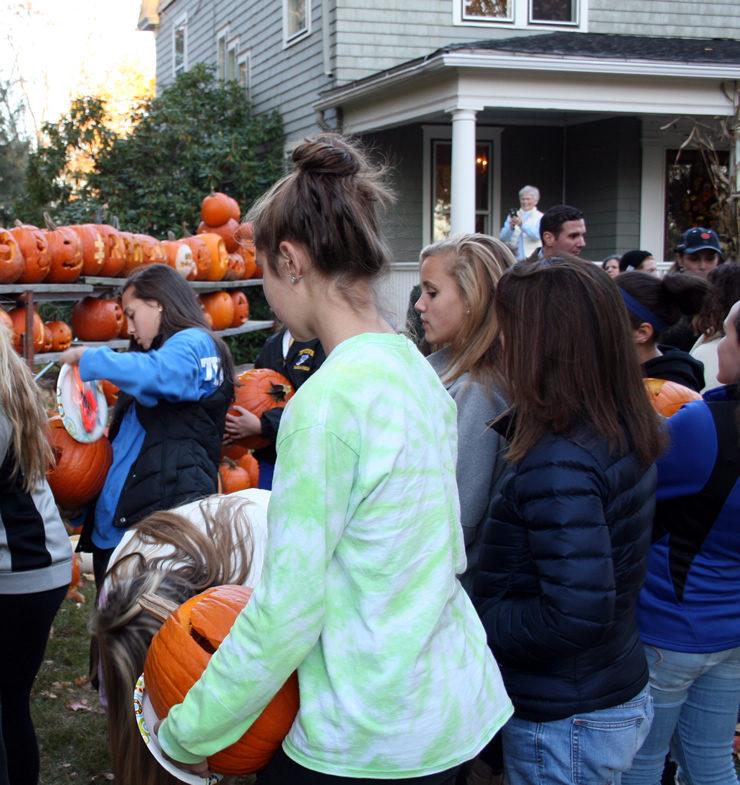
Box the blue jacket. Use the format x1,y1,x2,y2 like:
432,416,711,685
636,384,740,653
474,420,656,722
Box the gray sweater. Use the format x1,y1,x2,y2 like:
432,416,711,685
428,348,510,594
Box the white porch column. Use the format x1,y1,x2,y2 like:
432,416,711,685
639,131,665,261
449,108,477,235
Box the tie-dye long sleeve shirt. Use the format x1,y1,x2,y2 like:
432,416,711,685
158,332,512,778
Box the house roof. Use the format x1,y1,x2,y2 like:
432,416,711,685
440,32,740,64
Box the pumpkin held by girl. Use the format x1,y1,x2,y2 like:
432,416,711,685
229,368,294,450
142,585,299,775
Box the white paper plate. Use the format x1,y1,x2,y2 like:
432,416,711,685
134,674,222,785
56,363,108,443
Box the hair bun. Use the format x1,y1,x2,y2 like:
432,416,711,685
292,133,361,177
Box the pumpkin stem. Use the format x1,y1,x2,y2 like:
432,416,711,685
181,222,192,238
139,593,178,622
167,230,176,241
43,211,58,231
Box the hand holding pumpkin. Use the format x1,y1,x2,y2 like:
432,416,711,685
152,720,212,778
58,346,88,366
224,406,261,442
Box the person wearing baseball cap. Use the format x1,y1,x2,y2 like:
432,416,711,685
672,227,723,277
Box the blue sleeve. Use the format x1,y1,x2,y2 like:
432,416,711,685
500,218,514,243
656,401,716,501
79,329,220,408
521,216,541,241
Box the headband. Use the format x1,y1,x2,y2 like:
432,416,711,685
619,288,666,334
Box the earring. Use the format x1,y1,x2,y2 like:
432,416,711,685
291,274,302,284
158,306,163,312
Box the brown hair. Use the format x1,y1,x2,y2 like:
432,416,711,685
494,258,663,465
0,322,53,491
616,271,709,343
122,263,235,390
694,264,740,338
92,498,257,785
419,233,515,385
246,133,395,295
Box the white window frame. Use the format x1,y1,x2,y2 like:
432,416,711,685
283,0,311,47
453,0,586,30
216,27,240,83
238,50,252,104
422,125,503,245
173,14,188,77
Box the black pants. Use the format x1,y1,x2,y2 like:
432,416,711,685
257,748,461,785
0,585,67,785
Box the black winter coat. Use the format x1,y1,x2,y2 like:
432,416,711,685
474,422,656,722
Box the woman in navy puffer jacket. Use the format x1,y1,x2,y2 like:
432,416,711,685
474,259,664,785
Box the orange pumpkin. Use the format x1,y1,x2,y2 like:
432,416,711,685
161,239,196,280
219,459,251,494
11,223,52,283
143,585,299,775
42,324,53,353
69,224,107,276
182,235,212,281
46,416,113,508
101,379,120,406
134,234,168,267
239,245,258,280
0,227,25,283
201,192,240,227
250,263,263,280
237,452,259,489
96,225,127,278
44,215,84,283
119,232,146,277
0,309,21,352
198,218,240,254
643,378,703,418
230,291,250,327
46,321,73,352
200,290,235,331
72,297,124,342
199,233,230,282
220,442,251,462
230,369,294,449
8,305,45,353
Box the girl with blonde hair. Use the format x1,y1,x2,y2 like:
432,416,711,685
0,322,72,785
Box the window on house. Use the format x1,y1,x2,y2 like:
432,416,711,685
174,19,187,76
217,30,239,82
463,0,512,21
456,0,580,27
432,140,492,242
530,0,576,23
238,51,252,103
285,0,310,44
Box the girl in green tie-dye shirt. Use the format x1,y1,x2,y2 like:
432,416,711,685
157,133,512,783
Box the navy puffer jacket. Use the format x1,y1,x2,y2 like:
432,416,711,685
474,422,656,722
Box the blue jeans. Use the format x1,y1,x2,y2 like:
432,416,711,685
502,686,653,785
622,644,740,785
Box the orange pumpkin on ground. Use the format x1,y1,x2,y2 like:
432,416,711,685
46,321,73,352
201,192,240,227
43,215,84,283
643,377,703,418
230,291,250,327
0,228,25,283
237,452,259,489
8,306,45,353
230,369,294,449
11,223,52,283
72,297,124,342
219,458,251,494
69,224,107,276
200,290,235,331
143,585,299,775
46,416,113,509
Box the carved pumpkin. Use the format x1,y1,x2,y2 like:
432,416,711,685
46,321,73,352
0,227,25,283
239,245,257,280
250,263,263,280
198,218,240,254
230,369,294,449
69,224,107,276
134,234,168,267
161,239,196,280
44,214,84,283
72,297,124,342
8,305,45,353
119,232,146,277
46,415,113,509
11,223,52,283
143,585,299,775
237,452,259,489
200,290,235,331
218,458,251,494
0,310,20,352
96,225,127,278
643,378,703,418
101,379,120,406
42,324,53,353
230,291,250,327
182,236,212,281
224,252,247,282
199,233,230,282
201,192,240,227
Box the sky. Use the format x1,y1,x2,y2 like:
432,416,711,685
2,0,156,136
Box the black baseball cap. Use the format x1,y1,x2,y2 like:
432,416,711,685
677,227,722,255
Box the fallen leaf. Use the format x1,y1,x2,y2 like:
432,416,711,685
66,699,89,712
74,675,90,686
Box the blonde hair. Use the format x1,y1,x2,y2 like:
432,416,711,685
419,234,515,385
92,498,257,785
0,321,53,491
